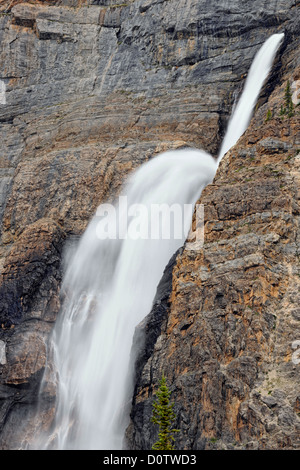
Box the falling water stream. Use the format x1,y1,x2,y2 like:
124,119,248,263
39,33,284,450
217,34,284,163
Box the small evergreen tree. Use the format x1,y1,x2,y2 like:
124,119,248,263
151,373,179,450
265,109,272,122
279,104,286,116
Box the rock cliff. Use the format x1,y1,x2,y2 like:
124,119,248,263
0,0,299,449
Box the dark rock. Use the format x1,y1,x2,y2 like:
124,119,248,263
261,395,278,408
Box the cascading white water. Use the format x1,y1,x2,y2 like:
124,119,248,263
39,33,284,450
42,149,217,450
217,33,284,163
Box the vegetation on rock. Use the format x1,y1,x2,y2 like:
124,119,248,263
151,374,179,450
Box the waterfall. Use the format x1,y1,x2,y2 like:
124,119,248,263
38,33,283,450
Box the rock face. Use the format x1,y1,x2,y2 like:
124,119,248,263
0,217,65,448
0,0,299,450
